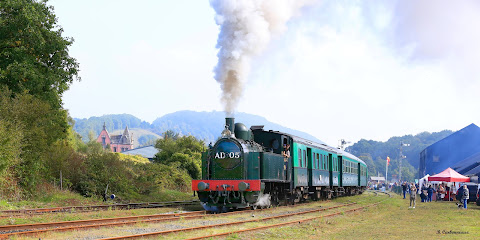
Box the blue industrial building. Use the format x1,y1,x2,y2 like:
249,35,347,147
419,124,480,178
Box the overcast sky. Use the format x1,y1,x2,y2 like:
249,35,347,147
51,0,480,146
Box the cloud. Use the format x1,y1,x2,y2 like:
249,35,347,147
238,0,480,145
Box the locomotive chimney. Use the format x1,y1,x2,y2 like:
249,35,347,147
226,117,235,133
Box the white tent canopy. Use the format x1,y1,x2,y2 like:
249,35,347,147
418,174,430,191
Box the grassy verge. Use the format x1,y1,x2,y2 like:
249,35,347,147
238,191,480,239
0,186,195,211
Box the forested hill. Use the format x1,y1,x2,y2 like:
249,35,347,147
346,130,453,181
73,111,322,145
73,111,456,181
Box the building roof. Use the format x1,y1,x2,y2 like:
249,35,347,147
122,145,159,159
108,125,133,145
452,152,480,175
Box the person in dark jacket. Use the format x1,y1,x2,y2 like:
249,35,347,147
462,185,469,209
402,182,407,199
427,185,434,202
420,189,427,202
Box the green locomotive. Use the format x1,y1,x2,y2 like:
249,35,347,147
192,118,367,210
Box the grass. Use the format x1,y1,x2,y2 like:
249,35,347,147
8,191,480,239
0,186,198,226
0,186,195,211
238,191,480,239
0,189,102,211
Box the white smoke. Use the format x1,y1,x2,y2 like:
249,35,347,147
254,193,271,208
210,0,313,115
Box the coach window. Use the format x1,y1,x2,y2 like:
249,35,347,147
319,155,322,170
327,156,330,170
298,149,302,167
303,150,306,168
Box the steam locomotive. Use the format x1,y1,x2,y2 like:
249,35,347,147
192,118,367,210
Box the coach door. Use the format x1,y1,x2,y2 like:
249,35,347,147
307,148,312,186
338,156,343,187
358,162,361,186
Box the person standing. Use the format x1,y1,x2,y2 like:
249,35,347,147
282,144,290,180
462,185,469,209
409,184,417,208
427,185,433,202
402,182,407,199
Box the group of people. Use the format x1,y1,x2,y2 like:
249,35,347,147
401,182,470,209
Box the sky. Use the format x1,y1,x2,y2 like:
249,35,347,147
50,0,480,147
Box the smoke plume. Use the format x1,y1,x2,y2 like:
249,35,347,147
254,193,271,208
210,0,312,115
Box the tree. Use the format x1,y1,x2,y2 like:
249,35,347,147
154,134,205,179
0,87,69,193
0,0,80,109
163,130,179,141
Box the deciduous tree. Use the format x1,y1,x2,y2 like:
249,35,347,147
0,0,80,109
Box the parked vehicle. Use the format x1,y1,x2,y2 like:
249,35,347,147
476,185,480,206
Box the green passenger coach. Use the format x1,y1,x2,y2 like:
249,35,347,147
192,118,368,211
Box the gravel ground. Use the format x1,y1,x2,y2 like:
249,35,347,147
40,202,342,239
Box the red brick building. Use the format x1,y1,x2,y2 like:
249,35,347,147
96,123,133,152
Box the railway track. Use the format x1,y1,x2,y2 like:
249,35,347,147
0,210,206,239
0,193,389,239
0,200,329,239
0,200,199,218
100,192,390,239
98,202,360,240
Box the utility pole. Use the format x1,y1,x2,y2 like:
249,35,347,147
386,157,390,183
399,142,410,182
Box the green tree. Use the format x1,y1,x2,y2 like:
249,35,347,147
154,134,205,179
163,130,179,141
0,87,69,194
0,0,80,109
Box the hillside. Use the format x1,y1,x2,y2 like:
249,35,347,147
347,130,454,181
150,111,323,144
73,111,457,182
73,111,322,145
73,114,151,143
